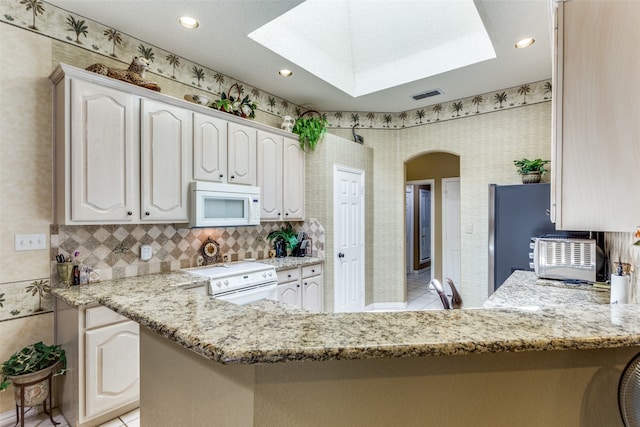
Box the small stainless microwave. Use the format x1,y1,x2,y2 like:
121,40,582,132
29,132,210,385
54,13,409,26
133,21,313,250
189,182,261,227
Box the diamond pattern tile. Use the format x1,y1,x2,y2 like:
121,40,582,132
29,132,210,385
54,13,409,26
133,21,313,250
51,220,324,284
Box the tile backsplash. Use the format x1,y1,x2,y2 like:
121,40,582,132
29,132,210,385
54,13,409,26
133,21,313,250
50,220,324,285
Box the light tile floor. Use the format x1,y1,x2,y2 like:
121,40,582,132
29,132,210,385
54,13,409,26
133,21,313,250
0,406,139,427
406,268,446,310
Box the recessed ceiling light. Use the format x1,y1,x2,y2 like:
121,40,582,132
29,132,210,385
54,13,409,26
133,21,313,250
178,16,199,29
279,69,293,77
515,38,535,49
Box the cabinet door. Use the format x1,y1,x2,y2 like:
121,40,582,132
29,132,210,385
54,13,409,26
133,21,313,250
276,281,302,307
85,321,139,418
302,274,323,312
553,0,640,231
283,137,305,220
70,79,139,222
257,131,283,220
140,99,192,222
227,122,257,185
193,113,227,182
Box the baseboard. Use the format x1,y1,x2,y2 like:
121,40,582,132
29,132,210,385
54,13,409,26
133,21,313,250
365,302,407,312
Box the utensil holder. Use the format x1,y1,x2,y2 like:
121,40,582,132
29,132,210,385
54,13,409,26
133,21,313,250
57,262,74,285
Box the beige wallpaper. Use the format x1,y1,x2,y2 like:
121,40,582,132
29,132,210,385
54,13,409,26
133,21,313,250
305,134,374,310
331,103,554,307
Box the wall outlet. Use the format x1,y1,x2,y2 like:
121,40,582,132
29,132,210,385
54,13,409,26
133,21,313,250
222,254,229,263
15,234,46,251
140,244,153,261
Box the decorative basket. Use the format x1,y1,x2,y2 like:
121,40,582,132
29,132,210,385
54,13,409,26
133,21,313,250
212,83,256,119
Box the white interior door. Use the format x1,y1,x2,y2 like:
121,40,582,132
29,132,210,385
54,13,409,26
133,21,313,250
419,188,431,263
406,186,414,274
442,178,461,286
334,166,365,312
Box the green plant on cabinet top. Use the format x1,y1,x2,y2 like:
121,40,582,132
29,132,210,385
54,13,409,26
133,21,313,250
292,111,328,151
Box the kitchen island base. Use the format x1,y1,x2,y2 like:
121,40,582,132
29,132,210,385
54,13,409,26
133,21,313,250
141,328,638,426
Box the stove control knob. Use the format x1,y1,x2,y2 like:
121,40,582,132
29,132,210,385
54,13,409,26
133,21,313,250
215,280,222,288
224,279,229,286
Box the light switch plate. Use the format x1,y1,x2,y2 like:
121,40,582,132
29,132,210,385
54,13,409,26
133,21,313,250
15,234,47,251
140,244,153,261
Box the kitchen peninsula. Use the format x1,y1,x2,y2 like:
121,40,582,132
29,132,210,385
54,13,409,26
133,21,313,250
53,270,640,426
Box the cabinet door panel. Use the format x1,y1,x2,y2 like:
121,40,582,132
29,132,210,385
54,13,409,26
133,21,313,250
193,113,227,182
85,321,139,418
283,137,305,220
70,79,138,221
227,122,257,185
302,275,323,312
258,131,283,220
141,99,192,221
277,282,302,307
554,1,640,231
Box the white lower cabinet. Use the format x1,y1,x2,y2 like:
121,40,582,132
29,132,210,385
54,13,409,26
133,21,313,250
56,299,140,426
276,263,323,312
85,320,139,418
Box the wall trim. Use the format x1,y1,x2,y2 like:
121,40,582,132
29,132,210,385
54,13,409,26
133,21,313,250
366,302,407,312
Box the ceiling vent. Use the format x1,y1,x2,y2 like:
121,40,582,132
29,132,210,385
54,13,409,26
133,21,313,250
412,89,443,101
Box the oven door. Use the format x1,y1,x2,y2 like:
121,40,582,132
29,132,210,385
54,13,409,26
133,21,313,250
213,282,278,305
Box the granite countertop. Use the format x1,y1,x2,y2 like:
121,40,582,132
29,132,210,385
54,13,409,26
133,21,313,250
52,269,640,365
255,256,323,270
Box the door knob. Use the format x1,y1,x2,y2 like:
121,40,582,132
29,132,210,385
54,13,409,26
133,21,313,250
338,252,345,258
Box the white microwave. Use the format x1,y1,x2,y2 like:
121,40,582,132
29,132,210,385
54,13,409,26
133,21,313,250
189,182,261,227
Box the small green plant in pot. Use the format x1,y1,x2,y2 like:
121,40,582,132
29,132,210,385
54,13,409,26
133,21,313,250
292,110,328,151
513,158,550,184
1,342,66,408
267,223,298,257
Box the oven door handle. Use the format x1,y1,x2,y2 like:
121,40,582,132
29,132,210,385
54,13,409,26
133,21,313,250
213,282,278,302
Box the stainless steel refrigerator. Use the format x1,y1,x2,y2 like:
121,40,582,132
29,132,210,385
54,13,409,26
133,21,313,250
488,183,556,293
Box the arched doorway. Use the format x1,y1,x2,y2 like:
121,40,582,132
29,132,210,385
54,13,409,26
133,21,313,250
405,152,460,308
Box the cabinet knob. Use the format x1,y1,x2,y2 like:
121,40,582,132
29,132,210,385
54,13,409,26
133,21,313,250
338,252,345,258
297,284,300,288
288,274,292,278
278,212,281,217
219,174,224,178
230,175,235,180
311,269,315,273
127,211,133,216
145,212,150,216
285,213,289,216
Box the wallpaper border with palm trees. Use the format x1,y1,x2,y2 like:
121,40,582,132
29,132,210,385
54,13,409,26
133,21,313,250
2,0,551,132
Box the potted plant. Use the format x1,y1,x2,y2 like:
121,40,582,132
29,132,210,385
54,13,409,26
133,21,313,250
513,158,550,184
267,223,299,257
1,342,66,411
292,110,328,151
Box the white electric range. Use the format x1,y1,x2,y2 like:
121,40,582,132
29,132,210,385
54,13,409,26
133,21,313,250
179,261,278,305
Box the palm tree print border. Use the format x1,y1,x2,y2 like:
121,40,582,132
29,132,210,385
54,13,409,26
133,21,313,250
20,0,44,30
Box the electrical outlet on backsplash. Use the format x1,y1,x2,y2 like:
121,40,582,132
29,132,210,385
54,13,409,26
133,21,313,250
49,220,324,284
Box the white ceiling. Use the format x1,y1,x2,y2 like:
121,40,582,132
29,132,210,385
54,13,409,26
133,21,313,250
47,0,552,113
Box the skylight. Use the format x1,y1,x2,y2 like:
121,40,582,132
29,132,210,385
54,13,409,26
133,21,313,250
248,0,496,98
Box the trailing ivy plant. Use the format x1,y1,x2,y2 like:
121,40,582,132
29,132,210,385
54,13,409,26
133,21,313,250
1,342,66,390
292,112,328,151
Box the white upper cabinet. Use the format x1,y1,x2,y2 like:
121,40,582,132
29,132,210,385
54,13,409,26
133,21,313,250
258,132,305,221
51,63,300,225
257,131,284,220
140,99,192,222
227,122,257,186
67,79,139,223
552,0,640,231
282,137,305,221
193,113,228,183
